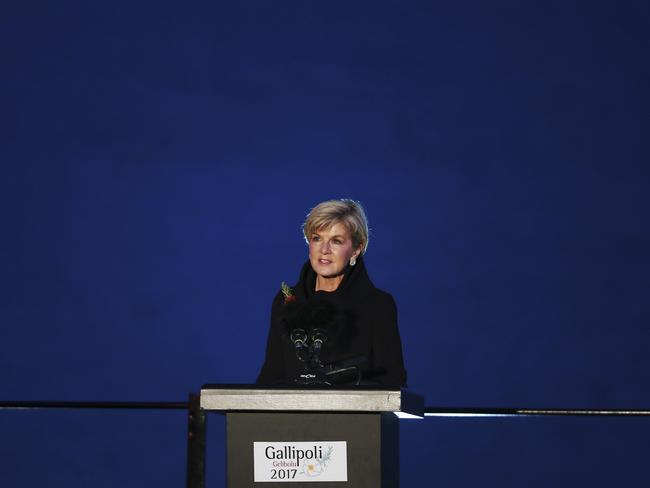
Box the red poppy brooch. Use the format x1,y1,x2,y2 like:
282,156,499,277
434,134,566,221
281,282,297,304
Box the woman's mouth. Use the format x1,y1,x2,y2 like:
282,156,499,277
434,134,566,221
318,259,332,265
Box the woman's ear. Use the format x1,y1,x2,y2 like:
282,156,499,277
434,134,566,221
353,245,363,259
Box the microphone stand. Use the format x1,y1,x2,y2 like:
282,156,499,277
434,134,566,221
292,328,330,385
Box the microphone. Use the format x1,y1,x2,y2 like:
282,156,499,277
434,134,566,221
310,328,328,356
290,328,309,362
290,328,307,346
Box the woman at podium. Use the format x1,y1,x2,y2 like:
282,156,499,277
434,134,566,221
257,199,407,387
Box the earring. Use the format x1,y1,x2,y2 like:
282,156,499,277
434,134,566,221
350,257,357,266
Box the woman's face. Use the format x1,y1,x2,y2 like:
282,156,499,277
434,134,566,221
308,222,361,280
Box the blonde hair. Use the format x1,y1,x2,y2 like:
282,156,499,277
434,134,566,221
302,199,369,254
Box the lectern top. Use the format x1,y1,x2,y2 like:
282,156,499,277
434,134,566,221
199,384,423,417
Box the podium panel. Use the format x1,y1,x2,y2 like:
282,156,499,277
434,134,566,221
227,412,398,487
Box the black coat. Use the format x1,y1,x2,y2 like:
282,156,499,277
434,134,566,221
256,257,407,386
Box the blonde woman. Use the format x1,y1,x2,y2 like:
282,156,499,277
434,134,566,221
257,199,407,386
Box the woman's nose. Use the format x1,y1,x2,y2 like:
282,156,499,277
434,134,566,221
320,240,331,253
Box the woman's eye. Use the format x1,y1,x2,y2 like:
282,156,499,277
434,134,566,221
311,236,320,242
333,239,342,245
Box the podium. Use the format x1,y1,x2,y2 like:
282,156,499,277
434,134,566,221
191,385,423,487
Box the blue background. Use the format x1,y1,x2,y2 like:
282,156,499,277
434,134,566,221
2,1,649,486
